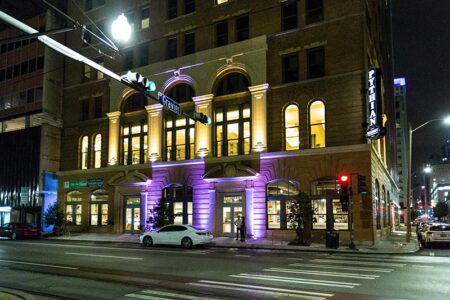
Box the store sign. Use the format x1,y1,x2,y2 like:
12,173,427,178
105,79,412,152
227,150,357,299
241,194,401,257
366,67,385,140
64,179,104,189
20,187,29,205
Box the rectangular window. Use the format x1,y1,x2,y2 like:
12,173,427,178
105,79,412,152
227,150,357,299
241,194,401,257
29,58,36,73
21,61,28,75
307,47,325,78
95,58,104,79
184,32,195,55
306,0,323,25
236,14,249,42
27,89,35,103
167,0,178,19
141,7,150,29
216,21,228,47
267,200,281,229
184,0,195,14
282,1,298,31
216,0,228,4
139,43,149,66
124,48,134,69
94,96,102,118
83,64,91,81
126,12,135,31
35,87,43,101
6,67,12,80
312,199,326,230
13,64,20,77
333,199,349,230
37,56,44,70
0,69,5,82
81,99,89,121
282,52,299,83
167,37,177,59
85,0,104,11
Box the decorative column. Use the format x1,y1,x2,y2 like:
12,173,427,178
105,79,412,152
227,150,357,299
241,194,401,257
145,103,163,162
107,111,121,165
248,84,269,153
192,94,213,158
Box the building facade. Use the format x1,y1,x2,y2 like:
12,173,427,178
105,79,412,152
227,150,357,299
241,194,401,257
58,0,398,244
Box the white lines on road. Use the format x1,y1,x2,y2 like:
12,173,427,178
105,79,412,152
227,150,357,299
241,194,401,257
311,259,406,268
287,257,304,261
230,273,359,288
125,289,218,300
0,259,78,270
187,280,333,300
125,294,171,300
289,263,394,273
234,254,251,257
265,268,379,279
318,255,416,263
411,265,433,268
65,252,143,260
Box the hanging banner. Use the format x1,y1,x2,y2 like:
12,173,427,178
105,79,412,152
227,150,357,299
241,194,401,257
366,67,385,139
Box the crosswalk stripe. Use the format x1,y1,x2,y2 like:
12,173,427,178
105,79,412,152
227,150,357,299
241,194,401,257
265,268,379,279
188,280,333,299
230,273,359,288
319,255,417,263
289,263,394,273
311,259,406,267
141,289,218,299
125,293,172,300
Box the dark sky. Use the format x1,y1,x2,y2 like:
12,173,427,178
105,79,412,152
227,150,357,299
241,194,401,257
392,0,450,175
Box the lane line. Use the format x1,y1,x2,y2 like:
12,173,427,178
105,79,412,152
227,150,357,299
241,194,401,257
230,273,358,288
125,294,172,300
411,265,433,268
311,259,405,267
265,268,379,279
142,289,218,300
0,259,78,270
289,263,394,272
188,280,332,299
234,255,251,257
315,255,416,263
287,258,304,261
65,252,143,260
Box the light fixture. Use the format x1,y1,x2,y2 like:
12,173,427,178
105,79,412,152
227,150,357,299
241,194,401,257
254,142,265,152
198,148,209,158
149,153,159,162
111,14,132,42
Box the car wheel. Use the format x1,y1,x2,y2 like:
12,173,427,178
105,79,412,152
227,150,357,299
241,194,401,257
143,236,153,247
11,232,17,240
181,237,193,249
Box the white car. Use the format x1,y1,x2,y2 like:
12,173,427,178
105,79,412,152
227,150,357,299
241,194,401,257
140,224,213,248
422,224,450,247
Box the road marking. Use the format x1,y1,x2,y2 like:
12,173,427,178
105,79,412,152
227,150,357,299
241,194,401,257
290,263,394,272
0,259,78,270
188,280,332,300
265,268,379,279
429,252,435,256
141,289,218,300
318,255,416,263
125,294,172,300
287,258,304,261
234,254,251,257
311,259,406,268
411,265,433,268
65,252,143,260
230,273,359,288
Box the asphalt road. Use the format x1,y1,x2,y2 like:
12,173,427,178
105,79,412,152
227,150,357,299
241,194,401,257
0,239,450,299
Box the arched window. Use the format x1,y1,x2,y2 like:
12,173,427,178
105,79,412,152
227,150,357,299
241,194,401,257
121,93,146,113
66,191,82,225
90,189,108,226
94,134,102,168
162,184,193,225
309,100,325,148
285,104,300,150
374,180,381,229
81,136,89,169
266,179,300,229
215,72,249,96
168,83,194,103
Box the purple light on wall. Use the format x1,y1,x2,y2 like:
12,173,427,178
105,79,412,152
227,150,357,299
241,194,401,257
394,77,406,86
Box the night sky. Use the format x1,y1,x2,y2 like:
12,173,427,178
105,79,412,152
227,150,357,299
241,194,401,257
392,0,450,176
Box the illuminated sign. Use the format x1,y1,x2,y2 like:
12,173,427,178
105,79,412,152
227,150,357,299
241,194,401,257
64,178,104,189
366,67,385,140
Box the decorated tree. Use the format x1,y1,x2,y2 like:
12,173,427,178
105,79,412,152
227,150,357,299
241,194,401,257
43,202,64,234
287,191,313,246
147,199,174,229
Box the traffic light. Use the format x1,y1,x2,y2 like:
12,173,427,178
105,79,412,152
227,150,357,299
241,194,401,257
357,174,367,194
121,71,156,92
189,111,211,125
338,175,350,212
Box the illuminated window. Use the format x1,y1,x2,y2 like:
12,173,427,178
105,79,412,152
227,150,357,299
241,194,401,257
122,123,147,165
163,184,193,225
81,136,89,169
309,100,325,148
83,64,91,81
66,191,82,225
266,179,300,229
216,0,229,5
90,189,108,226
94,134,101,168
165,115,195,161
284,104,300,150
141,7,149,29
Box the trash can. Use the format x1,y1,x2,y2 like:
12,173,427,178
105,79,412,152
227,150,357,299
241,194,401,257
326,230,339,249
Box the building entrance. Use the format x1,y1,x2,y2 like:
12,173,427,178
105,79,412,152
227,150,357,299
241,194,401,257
125,196,141,234
222,194,244,237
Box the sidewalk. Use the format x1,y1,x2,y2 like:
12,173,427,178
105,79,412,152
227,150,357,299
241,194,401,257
48,226,420,254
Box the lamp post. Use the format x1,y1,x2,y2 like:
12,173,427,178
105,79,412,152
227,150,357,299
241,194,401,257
423,165,432,219
406,116,450,242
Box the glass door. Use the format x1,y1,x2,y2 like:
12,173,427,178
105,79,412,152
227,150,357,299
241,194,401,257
125,196,141,233
222,195,244,237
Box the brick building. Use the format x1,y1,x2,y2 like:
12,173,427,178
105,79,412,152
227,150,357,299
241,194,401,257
57,0,398,245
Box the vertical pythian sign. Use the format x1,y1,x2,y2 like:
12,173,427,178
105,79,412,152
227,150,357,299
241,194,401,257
366,67,385,139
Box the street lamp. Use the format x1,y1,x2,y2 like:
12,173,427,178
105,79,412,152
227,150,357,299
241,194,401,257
111,14,132,42
423,165,432,219
406,116,450,242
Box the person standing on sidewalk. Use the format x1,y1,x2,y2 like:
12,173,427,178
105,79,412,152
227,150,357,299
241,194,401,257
234,215,242,240
240,216,246,242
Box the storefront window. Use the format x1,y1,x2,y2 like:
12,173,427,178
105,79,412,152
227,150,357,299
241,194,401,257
309,100,326,148
285,104,300,150
90,189,108,226
266,179,299,230
66,191,82,225
312,198,327,230
165,115,195,161
333,199,348,230
163,184,193,225
122,122,147,165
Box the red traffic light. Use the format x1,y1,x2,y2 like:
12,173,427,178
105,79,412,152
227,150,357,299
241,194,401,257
339,175,349,183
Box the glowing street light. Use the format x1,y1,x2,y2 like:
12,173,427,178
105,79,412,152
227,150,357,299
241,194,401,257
111,14,132,42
